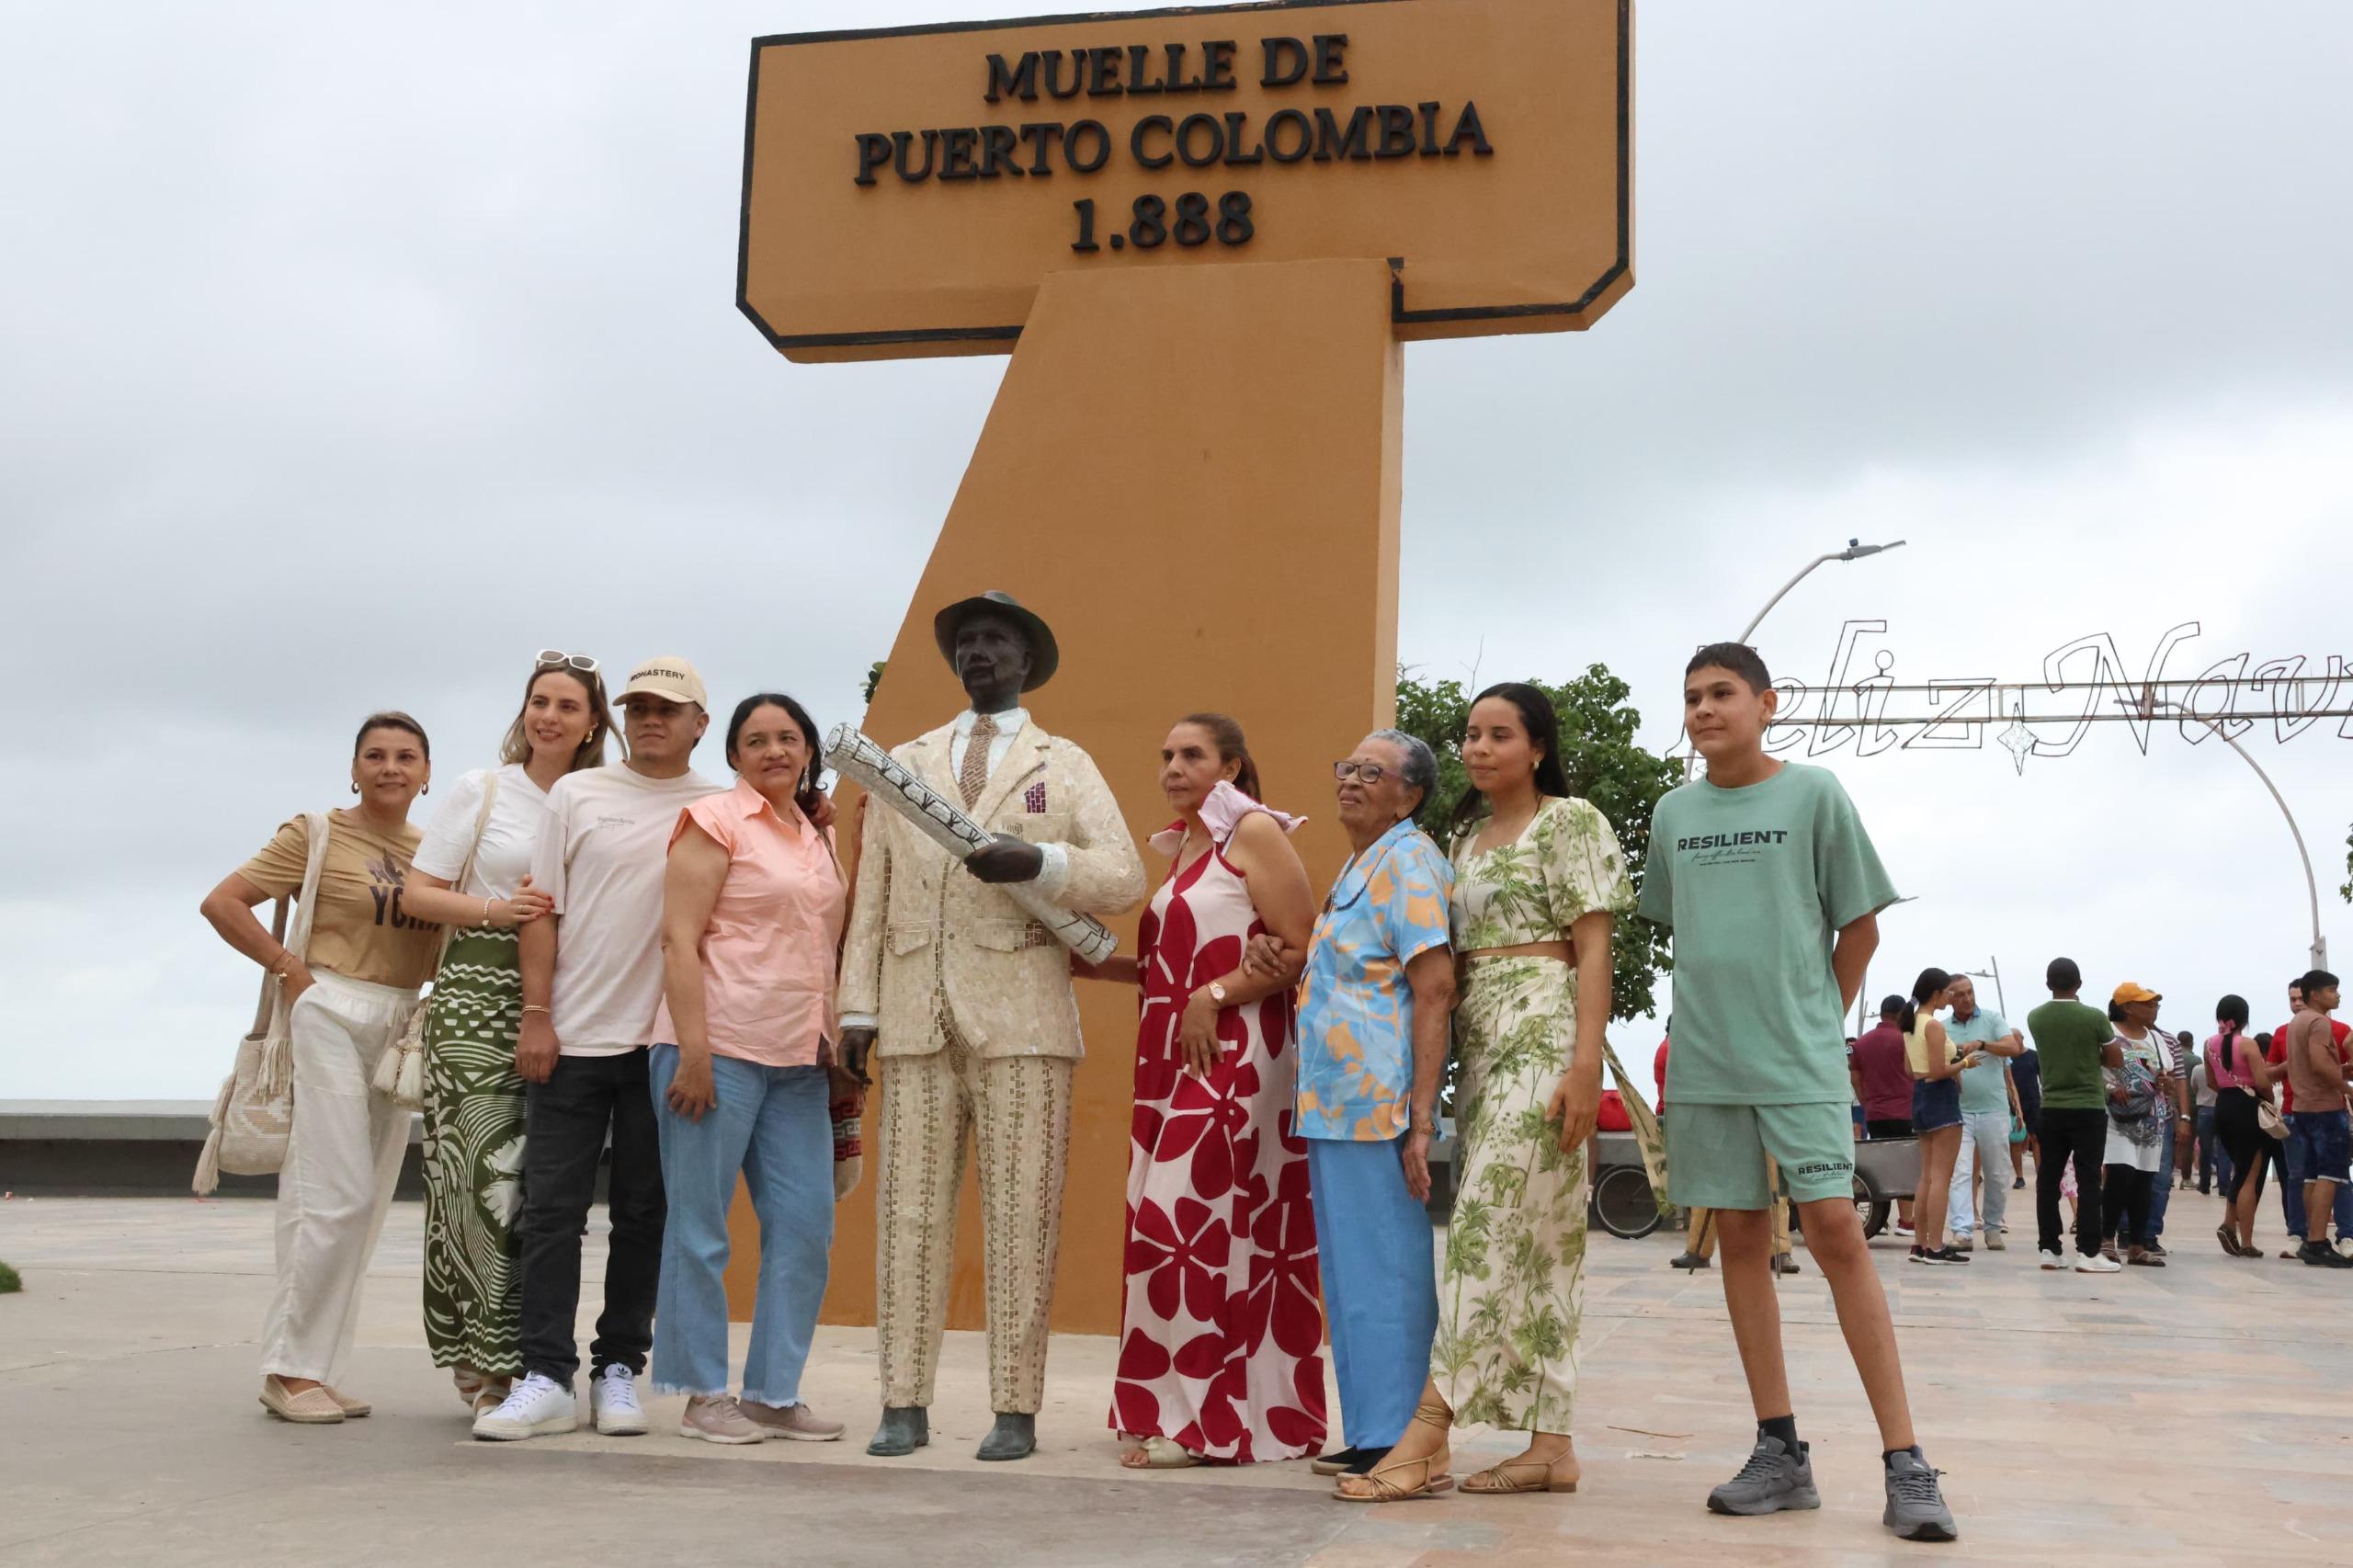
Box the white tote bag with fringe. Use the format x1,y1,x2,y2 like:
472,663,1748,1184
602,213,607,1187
372,772,497,1109
193,812,329,1194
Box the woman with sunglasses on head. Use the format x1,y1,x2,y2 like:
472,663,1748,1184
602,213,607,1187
399,653,612,1416
199,711,441,1424
1074,713,1324,1471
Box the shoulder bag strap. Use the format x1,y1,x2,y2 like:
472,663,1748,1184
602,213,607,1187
426,772,501,981
247,898,289,1036
284,812,333,964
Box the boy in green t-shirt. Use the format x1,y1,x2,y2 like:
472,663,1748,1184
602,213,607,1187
1641,643,1954,1543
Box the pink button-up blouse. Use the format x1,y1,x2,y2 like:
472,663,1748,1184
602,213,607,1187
652,776,847,1068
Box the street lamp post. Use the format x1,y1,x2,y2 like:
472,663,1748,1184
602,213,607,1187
1738,537,1910,645
1960,959,2007,1018
2135,695,2328,971
1688,539,1909,778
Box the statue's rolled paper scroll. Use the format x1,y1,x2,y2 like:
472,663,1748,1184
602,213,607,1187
824,724,1120,965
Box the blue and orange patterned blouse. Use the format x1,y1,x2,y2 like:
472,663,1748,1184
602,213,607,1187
1295,815,1456,1142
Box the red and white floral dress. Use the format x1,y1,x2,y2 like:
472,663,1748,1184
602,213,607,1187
1110,783,1327,1462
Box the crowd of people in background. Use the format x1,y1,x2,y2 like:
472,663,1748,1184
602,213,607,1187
1816,964,2353,1272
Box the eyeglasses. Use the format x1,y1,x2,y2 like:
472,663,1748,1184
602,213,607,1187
536,650,601,675
1332,759,1391,786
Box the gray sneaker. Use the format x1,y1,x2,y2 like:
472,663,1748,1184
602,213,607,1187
1706,1435,1821,1516
1883,1449,1958,1541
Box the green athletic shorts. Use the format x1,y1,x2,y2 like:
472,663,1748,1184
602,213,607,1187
1665,1101,1856,1209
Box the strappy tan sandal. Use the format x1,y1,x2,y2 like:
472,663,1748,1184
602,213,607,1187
1336,1392,1455,1502
1336,1452,1455,1502
1461,1452,1580,1494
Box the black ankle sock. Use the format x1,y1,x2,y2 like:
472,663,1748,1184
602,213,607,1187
1884,1444,1923,1468
1759,1415,1799,1452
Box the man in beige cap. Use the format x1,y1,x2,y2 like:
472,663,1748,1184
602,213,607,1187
476,656,729,1442
839,593,1144,1462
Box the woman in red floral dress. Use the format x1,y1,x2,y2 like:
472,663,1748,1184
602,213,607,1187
1076,713,1325,1468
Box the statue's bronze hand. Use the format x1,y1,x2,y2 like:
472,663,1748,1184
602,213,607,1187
964,835,1045,884
839,1027,877,1085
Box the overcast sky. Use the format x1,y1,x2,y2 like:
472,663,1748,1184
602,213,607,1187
6,1,2350,1100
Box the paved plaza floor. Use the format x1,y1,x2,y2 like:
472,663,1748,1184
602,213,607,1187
2,1189,2348,1566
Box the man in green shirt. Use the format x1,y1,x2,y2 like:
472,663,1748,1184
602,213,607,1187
2028,957,2123,1271
1642,642,1953,1544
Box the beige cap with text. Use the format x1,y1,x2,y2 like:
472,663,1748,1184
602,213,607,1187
618,655,707,709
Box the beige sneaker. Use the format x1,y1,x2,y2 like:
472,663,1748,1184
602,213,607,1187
679,1393,766,1445
1985,1232,2007,1252
259,1376,346,1425
744,1399,847,1442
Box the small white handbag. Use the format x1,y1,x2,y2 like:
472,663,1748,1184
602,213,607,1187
194,812,330,1194
372,772,498,1109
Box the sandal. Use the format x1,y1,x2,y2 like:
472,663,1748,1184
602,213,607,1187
1461,1452,1580,1495
1336,1453,1455,1502
1119,1437,1199,1470
453,1368,486,1410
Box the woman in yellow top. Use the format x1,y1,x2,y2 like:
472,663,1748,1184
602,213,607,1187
1903,967,1976,1267
1336,684,1643,1503
200,712,441,1424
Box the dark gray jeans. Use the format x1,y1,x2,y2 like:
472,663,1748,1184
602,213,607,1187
517,1051,665,1385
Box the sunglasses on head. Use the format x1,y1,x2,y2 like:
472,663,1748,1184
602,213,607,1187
536,650,601,675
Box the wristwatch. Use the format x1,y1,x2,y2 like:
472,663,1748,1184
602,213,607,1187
1411,1112,1438,1137
1206,981,1229,1006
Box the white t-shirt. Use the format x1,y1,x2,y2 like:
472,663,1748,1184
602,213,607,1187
412,764,552,902
531,762,725,1055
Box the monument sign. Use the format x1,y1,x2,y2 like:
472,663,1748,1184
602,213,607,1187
733,0,1632,1335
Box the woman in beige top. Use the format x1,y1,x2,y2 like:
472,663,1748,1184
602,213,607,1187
200,711,439,1425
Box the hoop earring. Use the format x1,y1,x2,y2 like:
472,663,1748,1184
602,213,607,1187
422,785,430,796
350,781,360,795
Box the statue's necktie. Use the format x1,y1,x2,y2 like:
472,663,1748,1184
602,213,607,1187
960,713,998,809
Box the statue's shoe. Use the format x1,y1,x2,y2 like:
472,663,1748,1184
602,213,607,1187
976,1412,1036,1461
867,1405,929,1457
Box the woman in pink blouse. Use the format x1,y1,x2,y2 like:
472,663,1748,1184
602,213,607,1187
651,693,849,1446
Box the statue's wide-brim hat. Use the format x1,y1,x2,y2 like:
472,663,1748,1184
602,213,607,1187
932,590,1059,692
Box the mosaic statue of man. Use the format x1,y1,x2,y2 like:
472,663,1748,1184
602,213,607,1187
839,590,1145,1462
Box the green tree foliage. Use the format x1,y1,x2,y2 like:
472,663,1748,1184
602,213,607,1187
862,660,887,706
1393,664,1680,1022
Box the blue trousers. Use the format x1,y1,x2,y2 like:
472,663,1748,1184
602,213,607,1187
1306,1136,1437,1450
2146,1116,2177,1239
648,1047,833,1403
2275,1119,2353,1241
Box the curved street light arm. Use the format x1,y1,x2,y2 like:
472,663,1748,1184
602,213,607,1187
2154,699,2326,970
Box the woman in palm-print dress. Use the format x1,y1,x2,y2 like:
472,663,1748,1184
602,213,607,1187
1075,715,1325,1468
401,655,612,1414
1336,683,1646,1502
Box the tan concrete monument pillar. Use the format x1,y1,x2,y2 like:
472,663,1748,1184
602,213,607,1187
732,0,1633,1336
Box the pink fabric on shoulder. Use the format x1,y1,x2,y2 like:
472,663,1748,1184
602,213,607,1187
1147,780,1306,857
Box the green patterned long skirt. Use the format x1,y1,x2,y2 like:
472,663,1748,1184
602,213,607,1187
1432,955,1591,1434
421,926,526,1374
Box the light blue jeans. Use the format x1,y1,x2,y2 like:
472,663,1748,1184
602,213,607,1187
1948,1108,2012,1237
648,1046,833,1403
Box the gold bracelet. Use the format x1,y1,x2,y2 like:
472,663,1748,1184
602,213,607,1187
520,1004,551,1017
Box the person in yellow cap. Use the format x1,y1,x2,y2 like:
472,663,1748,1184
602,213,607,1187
2097,983,2173,1267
